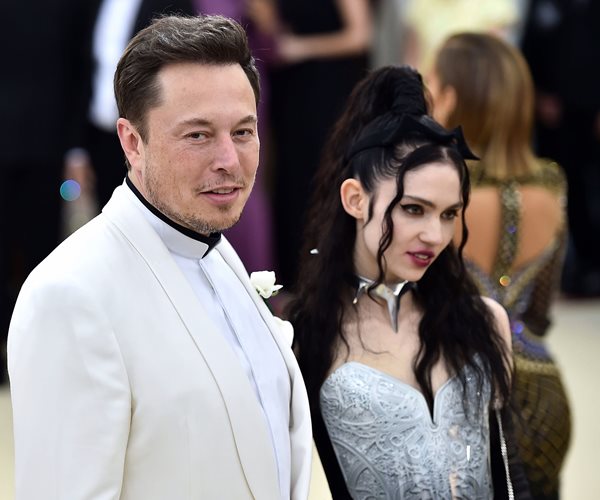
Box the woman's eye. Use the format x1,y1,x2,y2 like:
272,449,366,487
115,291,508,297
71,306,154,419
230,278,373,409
401,204,422,215
442,210,458,220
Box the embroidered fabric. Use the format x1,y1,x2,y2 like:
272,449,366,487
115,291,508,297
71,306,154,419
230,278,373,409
320,362,493,500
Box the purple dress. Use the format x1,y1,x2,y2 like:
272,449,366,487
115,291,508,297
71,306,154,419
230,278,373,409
194,0,276,274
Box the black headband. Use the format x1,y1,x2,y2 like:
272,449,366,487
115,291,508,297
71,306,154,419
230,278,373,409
345,113,479,163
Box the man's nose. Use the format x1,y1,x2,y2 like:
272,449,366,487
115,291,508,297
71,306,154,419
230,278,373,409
213,134,239,171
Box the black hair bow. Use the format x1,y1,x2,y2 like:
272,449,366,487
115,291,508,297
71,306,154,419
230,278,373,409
345,114,479,163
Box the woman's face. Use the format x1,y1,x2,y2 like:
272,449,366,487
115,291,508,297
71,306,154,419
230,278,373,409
353,162,462,283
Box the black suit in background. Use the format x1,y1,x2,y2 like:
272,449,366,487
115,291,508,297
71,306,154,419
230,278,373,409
268,0,369,289
521,0,600,296
74,0,196,209
0,0,100,381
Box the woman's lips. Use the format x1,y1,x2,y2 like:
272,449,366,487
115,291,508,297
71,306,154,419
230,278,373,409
407,251,434,268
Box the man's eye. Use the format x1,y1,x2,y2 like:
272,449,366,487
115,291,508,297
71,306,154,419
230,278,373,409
400,204,422,215
188,132,207,140
234,128,253,137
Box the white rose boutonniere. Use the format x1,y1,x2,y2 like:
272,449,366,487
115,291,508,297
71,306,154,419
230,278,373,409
250,271,283,299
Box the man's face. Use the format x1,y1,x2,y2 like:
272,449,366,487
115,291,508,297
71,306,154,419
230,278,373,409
126,62,259,235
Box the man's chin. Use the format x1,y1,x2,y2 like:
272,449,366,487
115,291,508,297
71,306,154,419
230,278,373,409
194,211,242,235
215,216,241,233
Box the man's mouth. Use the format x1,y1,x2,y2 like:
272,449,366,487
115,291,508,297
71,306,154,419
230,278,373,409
200,186,243,205
209,187,236,194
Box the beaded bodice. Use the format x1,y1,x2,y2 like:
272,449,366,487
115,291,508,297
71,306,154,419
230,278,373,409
320,362,492,499
465,179,562,321
467,162,567,357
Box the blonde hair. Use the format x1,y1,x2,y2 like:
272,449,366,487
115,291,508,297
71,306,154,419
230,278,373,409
433,32,539,181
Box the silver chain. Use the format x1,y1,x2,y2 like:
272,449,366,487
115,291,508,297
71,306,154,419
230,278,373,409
495,408,515,500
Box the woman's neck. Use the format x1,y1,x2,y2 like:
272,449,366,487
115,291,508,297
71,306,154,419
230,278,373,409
352,276,416,332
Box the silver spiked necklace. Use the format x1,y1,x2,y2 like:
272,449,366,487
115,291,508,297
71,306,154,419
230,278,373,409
353,276,413,332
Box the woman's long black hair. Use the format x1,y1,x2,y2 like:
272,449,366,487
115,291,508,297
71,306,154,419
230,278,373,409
288,65,512,417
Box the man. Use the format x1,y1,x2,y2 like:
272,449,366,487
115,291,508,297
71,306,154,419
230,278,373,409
8,15,312,500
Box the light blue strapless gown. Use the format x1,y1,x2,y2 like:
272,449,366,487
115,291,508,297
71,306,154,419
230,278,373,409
320,362,493,499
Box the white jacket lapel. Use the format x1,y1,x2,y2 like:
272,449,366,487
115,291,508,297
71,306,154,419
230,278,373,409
102,186,280,500
216,239,313,499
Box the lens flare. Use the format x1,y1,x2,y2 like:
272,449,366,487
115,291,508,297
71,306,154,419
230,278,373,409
60,180,81,201
499,275,511,287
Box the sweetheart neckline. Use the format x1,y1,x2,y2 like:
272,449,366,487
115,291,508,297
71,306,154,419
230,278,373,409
323,361,460,426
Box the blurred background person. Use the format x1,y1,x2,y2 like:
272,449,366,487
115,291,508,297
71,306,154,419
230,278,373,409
0,0,99,383
64,0,195,217
248,0,374,290
402,0,518,73
521,0,600,297
193,0,277,273
369,0,404,68
429,32,571,499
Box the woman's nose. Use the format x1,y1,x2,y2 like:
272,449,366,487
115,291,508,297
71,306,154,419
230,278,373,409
419,217,444,245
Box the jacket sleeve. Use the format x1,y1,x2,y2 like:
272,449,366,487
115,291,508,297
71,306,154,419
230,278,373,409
8,275,131,500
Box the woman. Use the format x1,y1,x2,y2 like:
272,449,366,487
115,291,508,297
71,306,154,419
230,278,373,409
289,65,520,499
429,33,571,499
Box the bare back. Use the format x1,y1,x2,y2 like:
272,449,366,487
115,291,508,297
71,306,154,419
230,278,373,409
458,160,567,335
463,185,564,275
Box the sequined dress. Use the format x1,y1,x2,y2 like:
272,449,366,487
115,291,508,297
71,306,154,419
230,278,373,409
466,160,571,498
320,361,493,499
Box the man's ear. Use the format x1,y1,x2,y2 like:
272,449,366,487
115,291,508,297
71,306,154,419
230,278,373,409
340,178,368,221
116,118,144,171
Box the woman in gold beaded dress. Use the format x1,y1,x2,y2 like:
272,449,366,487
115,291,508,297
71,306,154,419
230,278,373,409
428,32,571,500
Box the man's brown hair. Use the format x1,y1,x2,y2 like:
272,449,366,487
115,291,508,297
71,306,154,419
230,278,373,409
114,14,260,142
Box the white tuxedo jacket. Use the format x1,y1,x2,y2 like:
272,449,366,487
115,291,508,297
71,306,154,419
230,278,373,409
8,185,312,499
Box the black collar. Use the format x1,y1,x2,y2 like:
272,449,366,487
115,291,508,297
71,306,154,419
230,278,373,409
126,176,221,257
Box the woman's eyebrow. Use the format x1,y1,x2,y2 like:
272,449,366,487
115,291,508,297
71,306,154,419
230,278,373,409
402,195,463,210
